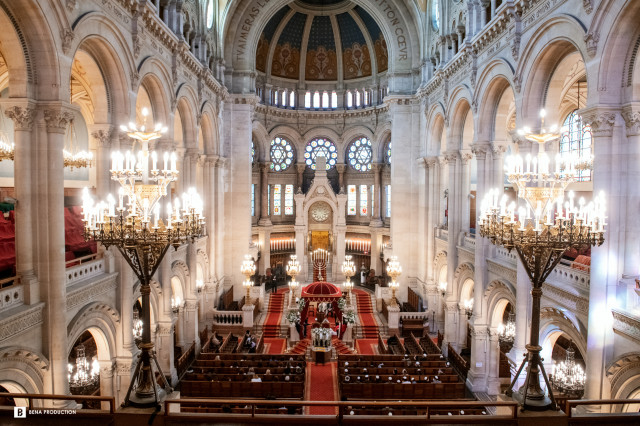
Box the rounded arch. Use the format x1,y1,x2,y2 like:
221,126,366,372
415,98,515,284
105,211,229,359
484,280,516,328
199,102,220,155
373,125,392,163
251,121,270,163
175,89,199,149
539,306,586,365
171,260,190,299
516,16,590,125
606,352,640,411
426,103,446,155
474,61,517,143
66,303,120,362
447,89,473,151
0,346,48,400
433,250,448,284
135,60,174,128
196,249,210,283
453,262,474,302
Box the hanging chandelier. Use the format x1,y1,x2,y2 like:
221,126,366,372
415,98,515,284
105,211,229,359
132,308,143,344
68,343,100,393
63,119,93,170
551,343,585,398
241,255,256,302
463,298,473,319
478,108,606,410
498,311,516,353
0,107,14,161
386,256,402,307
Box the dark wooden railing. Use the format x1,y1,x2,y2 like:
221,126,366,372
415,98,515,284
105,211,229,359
221,287,234,310
177,341,196,379
199,325,209,346
437,330,444,348
0,393,116,413
447,343,469,380
377,332,389,354
255,333,265,354
419,333,442,355
406,287,419,312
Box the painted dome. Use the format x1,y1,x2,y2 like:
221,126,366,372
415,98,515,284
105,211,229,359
256,1,388,82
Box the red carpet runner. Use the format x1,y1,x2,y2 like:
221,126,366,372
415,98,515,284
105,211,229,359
263,338,286,354
263,289,286,338
355,339,378,355
306,361,338,415
353,289,379,338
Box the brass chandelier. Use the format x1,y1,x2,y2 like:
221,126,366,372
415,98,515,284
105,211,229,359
479,109,605,411
82,109,205,407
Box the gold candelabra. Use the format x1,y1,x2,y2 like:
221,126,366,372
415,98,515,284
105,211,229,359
241,255,256,303
386,256,402,307
479,109,605,411
82,111,204,407
287,255,301,306
342,255,356,304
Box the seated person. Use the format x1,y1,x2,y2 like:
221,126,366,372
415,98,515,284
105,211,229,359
251,375,262,382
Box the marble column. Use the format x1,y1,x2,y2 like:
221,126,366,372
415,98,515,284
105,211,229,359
425,157,439,284
214,158,226,281
4,105,38,303
444,152,458,347
185,242,199,347
90,125,113,197
118,252,135,354
98,361,115,410
581,107,620,405
336,164,346,193
369,231,382,276
43,108,74,402
370,163,383,227
491,144,506,189
417,158,428,282
621,108,640,302
487,328,501,395
460,151,472,233
204,155,219,279
458,305,468,348
258,161,272,226
259,229,271,274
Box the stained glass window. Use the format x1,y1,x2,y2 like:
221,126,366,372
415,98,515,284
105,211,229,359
347,185,356,215
360,185,368,216
304,138,338,169
386,184,391,217
385,140,392,164
273,184,281,215
560,110,592,181
432,0,440,31
285,184,294,215
348,137,372,171
270,137,294,172
251,141,255,164
251,184,255,216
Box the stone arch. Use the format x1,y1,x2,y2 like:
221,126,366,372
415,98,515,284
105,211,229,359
516,15,590,126
223,0,420,76
373,125,391,163
341,126,375,165
199,101,219,155
447,88,473,151
589,0,640,104
0,0,60,100
484,280,516,328
0,346,48,400
606,352,640,411
171,260,190,300
434,250,448,283
135,59,174,128
300,127,342,164
196,249,210,283
539,306,587,366
251,121,270,164
175,87,199,149
66,302,120,362
474,60,516,143
268,124,303,162
453,262,474,303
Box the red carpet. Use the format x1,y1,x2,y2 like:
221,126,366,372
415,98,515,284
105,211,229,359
355,339,378,355
353,289,379,338
264,338,286,354
263,289,287,338
306,361,338,415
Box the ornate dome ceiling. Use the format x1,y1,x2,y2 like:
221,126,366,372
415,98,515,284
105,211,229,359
256,1,388,82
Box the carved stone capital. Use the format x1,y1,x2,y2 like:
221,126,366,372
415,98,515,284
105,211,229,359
584,31,599,58
583,0,593,14
335,163,347,173
444,151,458,164
44,109,74,134
425,156,438,168
471,144,489,160
459,151,473,165
91,128,114,148
4,106,36,131
622,107,640,137
581,108,617,137
260,161,272,173
61,28,74,56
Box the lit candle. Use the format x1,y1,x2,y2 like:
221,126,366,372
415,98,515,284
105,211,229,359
154,203,160,228
118,187,124,210
107,194,115,217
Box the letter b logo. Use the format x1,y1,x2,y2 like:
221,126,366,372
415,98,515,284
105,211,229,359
14,407,27,418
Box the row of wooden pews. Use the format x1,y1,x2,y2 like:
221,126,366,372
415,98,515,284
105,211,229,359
181,353,306,399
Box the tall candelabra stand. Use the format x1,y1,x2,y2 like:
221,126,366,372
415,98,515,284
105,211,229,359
478,109,606,411
312,249,330,282
386,256,402,307
82,112,205,407
241,255,256,303
287,255,301,307
342,255,356,305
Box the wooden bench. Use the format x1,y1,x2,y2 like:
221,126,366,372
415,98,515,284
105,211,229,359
400,317,425,337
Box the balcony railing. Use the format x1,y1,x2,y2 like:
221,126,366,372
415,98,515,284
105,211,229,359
65,253,105,287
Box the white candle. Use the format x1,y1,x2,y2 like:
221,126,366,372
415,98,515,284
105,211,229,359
167,203,172,228
152,151,157,171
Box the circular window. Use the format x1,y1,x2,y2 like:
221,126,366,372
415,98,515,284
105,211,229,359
348,137,372,171
304,138,338,170
270,137,294,171
431,0,440,31
206,0,214,29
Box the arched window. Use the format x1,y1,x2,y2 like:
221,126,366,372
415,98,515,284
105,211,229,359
560,110,592,181
251,141,256,164
431,0,440,31
331,91,338,109
206,0,214,29
322,92,329,108
273,90,279,106
304,138,338,170
281,90,287,107
384,139,392,164
305,91,311,108
269,137,294,172
313,91,320,108
346,91,353,108
355,90,361,107
289,91,296,107
347,137,373,171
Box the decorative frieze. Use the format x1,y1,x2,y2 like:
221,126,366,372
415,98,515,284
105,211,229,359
486,259,517,285
66,273,118,310
5,106,36,131
612,308,640,344
0,303,44,342
541,283,589,315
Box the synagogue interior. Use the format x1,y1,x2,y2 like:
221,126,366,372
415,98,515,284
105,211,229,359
0,0,639,424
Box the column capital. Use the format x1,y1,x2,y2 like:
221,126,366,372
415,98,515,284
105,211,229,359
4,105,36,131
425,156,439,168
459,150,473,165
335,163,347,173
470,143,490,160
260,161,272,172
90,125,114,148
204,154,220,166
43,108,74,134
296,163,306,173
444,151,458,164
491,143,508,157
622,104,640,137
580,106,619,137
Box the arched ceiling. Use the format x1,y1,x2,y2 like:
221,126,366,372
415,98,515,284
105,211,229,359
256,1,388,82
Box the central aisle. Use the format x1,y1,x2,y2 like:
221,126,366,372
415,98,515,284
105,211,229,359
305,361,338,415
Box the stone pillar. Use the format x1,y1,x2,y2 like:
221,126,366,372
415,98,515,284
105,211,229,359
185,242,199,347
176,309,186,348
370,163,383,226
118,253,135,354
258,229,271,274
444,302,459,351
492,144,506,189
467,325,489,392
43,108,74,402
215,158,226,281
457,26,465,47
369,231,382,276
258,162,272,226
481,0,490,24
460,151,472,232
458,305,468,348
621,108,640,300
438,156,447,225
425,157,439,283
98,361,115,410
444,152,458,346
336,163,346,193
90,125,114,197
4,105,38,303
511,258,529,374
487,328,501,395
155,321,177,385
296,164,306,192
204,155,218,279
581,108,620,405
